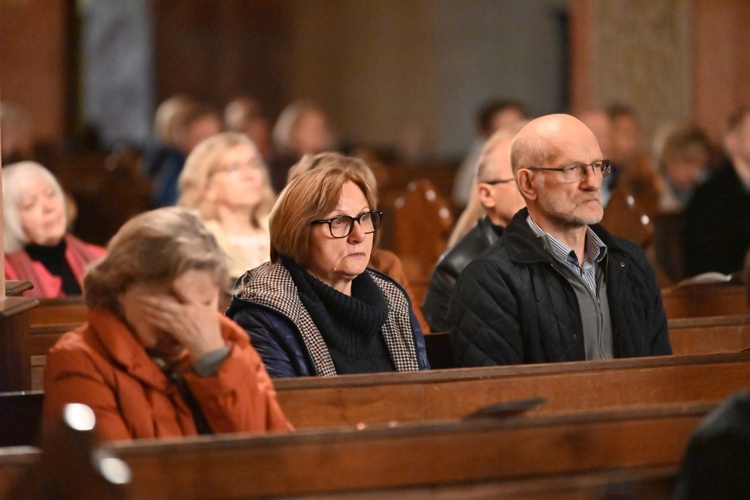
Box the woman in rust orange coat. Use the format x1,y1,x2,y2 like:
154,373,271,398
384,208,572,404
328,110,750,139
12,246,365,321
43,207,292,440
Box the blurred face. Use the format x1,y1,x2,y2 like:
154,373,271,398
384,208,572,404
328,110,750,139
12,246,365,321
119,269,219,364
477,138,525,226
292,110,331,155
205,143,265,210
578,111,612,159
17,174,67,246
489,108,525,135
665,146,709,190
181,115,222,154
306,181,373,294
611,115,641,166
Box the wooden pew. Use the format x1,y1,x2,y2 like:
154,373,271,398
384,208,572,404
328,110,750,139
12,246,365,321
669,314,750,355
0,402,712,499
273,352,750,429
0,392,44,447
426,314,750,369
7,352,748,447
661,282,749,318
391,179,454,286
0,291,39,392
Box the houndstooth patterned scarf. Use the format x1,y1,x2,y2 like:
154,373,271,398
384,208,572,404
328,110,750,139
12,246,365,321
234,260,420,376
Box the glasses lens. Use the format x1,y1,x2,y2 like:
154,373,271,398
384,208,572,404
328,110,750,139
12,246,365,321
361,211,382,234
329,216,353,238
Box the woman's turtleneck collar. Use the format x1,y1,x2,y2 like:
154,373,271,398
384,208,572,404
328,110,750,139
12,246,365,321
282,256,392,368
25,237,82,295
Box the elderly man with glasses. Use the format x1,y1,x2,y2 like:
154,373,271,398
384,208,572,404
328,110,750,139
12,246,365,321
449,113,671,366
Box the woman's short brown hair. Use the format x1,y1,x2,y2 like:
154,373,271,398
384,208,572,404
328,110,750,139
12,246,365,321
270,153,377,265
84,207,230,312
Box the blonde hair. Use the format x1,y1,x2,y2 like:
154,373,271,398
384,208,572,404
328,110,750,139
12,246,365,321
2,161,67,253
178,132,275,226
84,207,229,312
270,158,377,265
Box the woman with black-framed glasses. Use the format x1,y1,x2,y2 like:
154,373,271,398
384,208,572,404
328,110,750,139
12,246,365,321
226,157,430,378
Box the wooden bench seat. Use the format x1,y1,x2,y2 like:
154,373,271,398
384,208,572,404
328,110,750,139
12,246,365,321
0,402,712,499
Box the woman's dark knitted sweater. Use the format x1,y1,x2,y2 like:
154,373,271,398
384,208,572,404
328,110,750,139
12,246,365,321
283,258,394,374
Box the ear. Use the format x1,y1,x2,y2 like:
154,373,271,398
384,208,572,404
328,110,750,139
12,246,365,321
477,183,495,209
516,170,538,201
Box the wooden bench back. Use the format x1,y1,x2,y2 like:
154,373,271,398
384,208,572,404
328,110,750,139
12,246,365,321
392,179,454,284
601,188,655,247
426,314,750,369
273,351,750,429
6,352,746,446
662,282,749,318
0,402,711,499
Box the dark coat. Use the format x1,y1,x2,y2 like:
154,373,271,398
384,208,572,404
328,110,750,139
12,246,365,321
449,208,672,366
683,160,750,277
226,262,430,378
422,217,502,332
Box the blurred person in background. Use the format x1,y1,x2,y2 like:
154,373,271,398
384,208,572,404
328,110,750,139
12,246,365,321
3,161,105,298
683,106,750,277
224,96,277,166
141,95,222,207
270,99,335,193
423,122,526,332
452,98,529,209
179,132,276,280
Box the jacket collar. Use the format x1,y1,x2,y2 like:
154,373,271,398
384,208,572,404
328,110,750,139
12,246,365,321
478,216,503,246
505,208,623,265
87,308,175,391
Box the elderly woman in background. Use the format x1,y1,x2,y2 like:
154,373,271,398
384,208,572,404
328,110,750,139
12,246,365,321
178,132,276,279
227,160,430,378
44,207,292,440
3,161,105,298
269,99,335,192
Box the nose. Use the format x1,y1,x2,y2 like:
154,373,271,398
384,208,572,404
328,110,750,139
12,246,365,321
41,196,57,212
580,165,603,190
348,218,366,242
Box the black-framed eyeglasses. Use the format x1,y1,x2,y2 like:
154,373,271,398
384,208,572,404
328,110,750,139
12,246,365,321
311,210,383,238
526,160,612,183
480,178,515,185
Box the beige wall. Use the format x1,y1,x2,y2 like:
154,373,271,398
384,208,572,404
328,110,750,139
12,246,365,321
571,0,692,145
571,0,750,146
285,0,568,158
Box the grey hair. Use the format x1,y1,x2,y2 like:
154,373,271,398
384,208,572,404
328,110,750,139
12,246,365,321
271,99,322,154
83,206,230,312
2,161,66,253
